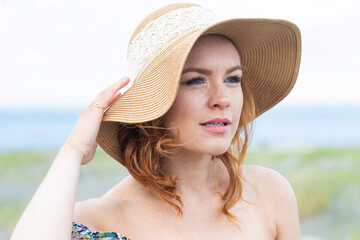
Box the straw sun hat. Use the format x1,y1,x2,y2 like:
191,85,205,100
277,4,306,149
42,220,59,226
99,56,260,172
97,3,301,161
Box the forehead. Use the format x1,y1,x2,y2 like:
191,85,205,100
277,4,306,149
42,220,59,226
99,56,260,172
184,35,241,68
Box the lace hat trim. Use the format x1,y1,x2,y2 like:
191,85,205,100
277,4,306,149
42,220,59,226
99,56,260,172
127,6,218,82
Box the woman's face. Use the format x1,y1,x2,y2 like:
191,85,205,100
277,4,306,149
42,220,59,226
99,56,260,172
163,35,243,156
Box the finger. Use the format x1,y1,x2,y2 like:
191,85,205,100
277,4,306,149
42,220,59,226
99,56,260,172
108,77,130,104
108,77,130,94
109,90,123,106
110,77,130,103
91,77,130,109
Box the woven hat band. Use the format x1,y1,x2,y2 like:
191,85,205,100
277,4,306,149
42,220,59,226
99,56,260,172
127,6,218,82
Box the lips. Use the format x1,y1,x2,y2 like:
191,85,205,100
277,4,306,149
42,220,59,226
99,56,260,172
200,118,231,133
200,118,231,126
201,122,228,126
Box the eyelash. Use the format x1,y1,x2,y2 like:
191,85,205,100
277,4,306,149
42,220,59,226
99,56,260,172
185,75,242,85
185,77,205,85
227,75,242,83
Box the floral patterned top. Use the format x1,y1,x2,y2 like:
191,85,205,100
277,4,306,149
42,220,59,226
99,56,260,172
72,222,130,240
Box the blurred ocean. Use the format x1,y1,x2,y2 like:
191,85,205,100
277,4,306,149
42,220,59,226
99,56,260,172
0,105,359,151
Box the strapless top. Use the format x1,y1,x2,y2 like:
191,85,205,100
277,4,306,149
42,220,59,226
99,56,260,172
72,221,130,240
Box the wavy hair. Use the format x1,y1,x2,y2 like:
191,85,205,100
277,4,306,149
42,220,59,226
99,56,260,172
116,79,255,227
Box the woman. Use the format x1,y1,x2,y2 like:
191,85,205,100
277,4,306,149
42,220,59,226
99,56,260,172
11,3,301,240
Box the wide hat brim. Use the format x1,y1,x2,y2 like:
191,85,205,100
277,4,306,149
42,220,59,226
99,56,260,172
98,18,301,162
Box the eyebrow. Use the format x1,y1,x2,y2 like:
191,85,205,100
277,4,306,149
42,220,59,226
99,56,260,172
182,65,242,75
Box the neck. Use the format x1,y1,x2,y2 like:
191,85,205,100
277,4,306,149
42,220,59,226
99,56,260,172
162,149,228,200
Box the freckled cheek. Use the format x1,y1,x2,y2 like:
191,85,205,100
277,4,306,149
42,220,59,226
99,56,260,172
164,94,199,124
175,102,199,125
172,95,203,127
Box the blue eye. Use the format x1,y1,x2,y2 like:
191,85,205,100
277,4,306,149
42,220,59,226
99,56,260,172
185,77,205,85
226,75,242,83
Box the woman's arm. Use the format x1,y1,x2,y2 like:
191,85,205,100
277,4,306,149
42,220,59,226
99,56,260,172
10,77,129,240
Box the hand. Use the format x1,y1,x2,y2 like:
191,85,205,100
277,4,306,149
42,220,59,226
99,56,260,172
62,77,130,165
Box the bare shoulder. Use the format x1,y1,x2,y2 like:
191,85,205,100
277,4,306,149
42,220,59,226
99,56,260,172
73,197,120,229
243,165,294,195
73,176,143,231
243,165,300,239
242,165,297,210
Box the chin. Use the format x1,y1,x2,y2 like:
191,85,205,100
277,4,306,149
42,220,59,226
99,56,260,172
180,134,234,156
210,148,229,156
201,143,231,156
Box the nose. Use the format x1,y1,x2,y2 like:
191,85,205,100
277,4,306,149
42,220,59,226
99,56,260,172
208,84,231,110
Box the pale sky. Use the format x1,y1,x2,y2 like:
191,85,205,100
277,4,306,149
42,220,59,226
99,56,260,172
1,0,359,109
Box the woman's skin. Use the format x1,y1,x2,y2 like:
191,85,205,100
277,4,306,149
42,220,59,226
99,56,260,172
10,35,300,240
10,78,130,240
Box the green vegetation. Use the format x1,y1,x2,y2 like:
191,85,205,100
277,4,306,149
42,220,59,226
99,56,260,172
1,147,359,239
